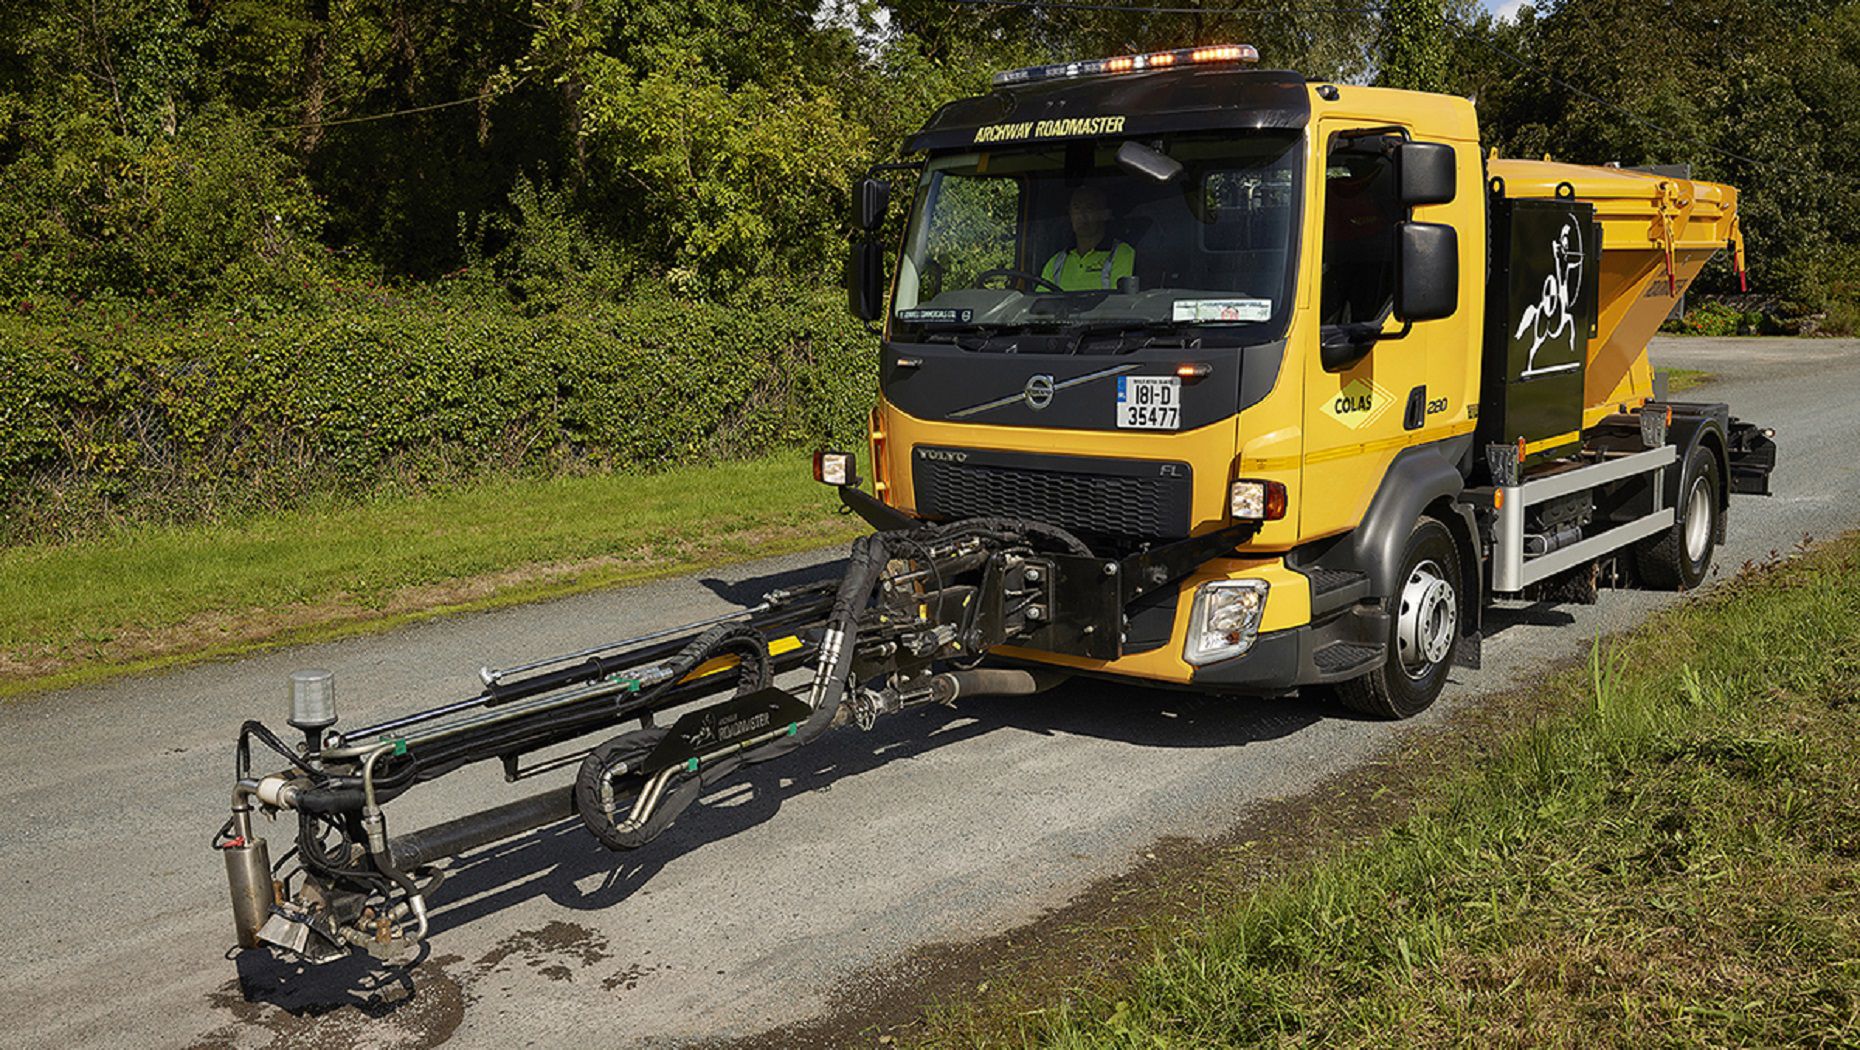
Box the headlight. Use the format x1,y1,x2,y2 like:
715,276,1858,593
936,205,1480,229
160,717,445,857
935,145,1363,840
813,450,858,486
1184,579,1269,666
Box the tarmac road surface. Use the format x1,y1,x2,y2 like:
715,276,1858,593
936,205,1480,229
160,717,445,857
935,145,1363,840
0,337,1851,1049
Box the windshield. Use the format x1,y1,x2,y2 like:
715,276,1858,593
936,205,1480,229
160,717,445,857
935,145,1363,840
891,132,1301,349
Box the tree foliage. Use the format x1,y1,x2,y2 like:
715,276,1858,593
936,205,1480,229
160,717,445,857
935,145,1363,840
3,0,1858,537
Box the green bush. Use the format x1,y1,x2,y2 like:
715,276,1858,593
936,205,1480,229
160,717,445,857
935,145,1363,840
0,284,872,544
1663,299,1768,337
1816,297,1860,336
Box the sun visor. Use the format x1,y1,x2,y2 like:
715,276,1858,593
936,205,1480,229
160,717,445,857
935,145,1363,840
904,69,1311,154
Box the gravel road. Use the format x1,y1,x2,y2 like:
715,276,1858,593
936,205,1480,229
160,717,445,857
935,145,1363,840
0,337,1850,1050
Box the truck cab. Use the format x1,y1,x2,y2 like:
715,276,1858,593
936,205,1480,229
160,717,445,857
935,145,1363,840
842,46,1771,716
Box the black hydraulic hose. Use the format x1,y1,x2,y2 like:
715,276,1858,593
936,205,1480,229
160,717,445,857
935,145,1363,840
800,532,889,736
297,812,389,894
294,758,419,814
572,622,781,848
483,592,835,705
932,516,1094,557
236,720,321,780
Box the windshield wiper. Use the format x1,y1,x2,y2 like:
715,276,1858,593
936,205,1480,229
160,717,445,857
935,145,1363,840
918,324,1030,352
1069,320,1199,355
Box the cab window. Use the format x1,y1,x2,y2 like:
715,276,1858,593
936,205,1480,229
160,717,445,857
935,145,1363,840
916,174,1022,301
1320,131,1404,328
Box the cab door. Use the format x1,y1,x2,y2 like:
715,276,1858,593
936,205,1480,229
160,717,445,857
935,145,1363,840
1297,123,1440,540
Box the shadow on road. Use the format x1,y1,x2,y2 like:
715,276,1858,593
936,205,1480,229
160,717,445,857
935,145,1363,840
430,675,1326,933
695,558,847,606
1482,599,1578,638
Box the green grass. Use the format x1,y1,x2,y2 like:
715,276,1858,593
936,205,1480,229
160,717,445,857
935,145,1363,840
919,536,1860,1047
1664,367,1715,393
0,451,859,698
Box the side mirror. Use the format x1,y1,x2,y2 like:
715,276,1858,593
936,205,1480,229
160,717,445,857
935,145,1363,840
1397,142,1456,207
848,239,884,321
1396,222,1458,322
852,177,889,232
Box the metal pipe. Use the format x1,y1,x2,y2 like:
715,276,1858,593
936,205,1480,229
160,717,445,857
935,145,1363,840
928,668,1065,703
321,668,670,761
480,603,772,685
389,787,579,868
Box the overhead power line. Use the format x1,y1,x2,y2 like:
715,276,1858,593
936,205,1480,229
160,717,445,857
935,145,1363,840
260,81,519,132
948,0,1381,15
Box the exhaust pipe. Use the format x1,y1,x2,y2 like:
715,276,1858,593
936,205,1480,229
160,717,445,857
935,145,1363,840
928,667,1068,703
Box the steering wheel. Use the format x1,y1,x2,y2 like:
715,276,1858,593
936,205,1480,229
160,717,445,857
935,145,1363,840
973,267,1064,294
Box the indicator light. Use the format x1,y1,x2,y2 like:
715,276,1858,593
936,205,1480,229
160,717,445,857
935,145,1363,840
1230,479,1288,521
813,450,858,486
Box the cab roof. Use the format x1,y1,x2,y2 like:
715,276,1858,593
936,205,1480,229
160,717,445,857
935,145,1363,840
904,68,1311,154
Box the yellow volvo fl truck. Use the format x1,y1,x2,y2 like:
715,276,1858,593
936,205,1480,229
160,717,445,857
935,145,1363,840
839,43,1777,718
213,45,1777,962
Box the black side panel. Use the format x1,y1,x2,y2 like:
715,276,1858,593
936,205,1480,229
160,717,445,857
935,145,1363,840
1479,196,1597,462
1727,419,1776,496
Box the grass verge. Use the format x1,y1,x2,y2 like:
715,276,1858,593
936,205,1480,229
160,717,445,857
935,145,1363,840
1664,366,1715,393
914,535,1860,1047
0,451,859,699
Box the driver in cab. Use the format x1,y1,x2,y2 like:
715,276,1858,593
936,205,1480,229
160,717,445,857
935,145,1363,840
1041,185,1136,291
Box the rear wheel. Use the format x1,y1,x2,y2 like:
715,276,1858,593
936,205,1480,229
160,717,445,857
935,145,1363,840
1337,518,1462,720
1635,443,1720,591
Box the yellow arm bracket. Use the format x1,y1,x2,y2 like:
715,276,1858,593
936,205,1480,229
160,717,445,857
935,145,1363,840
1730,214,1749,292
1651,179,1681,297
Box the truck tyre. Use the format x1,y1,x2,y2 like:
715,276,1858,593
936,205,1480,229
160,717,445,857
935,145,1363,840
1635,442,1720,591
1337,518,1462,720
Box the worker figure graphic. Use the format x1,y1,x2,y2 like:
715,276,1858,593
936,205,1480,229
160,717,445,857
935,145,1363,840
1042,185,1136,291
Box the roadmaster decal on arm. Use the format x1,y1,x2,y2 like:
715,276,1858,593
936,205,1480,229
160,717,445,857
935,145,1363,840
974,115,1127,143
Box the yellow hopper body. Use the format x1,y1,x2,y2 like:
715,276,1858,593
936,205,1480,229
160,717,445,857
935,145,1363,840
1488,159,1744,431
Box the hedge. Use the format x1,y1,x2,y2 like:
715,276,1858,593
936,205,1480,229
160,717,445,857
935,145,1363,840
0,287,873,544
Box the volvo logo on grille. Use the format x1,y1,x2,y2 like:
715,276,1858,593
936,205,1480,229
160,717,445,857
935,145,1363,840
1024,373,1055,410
916,448,969,463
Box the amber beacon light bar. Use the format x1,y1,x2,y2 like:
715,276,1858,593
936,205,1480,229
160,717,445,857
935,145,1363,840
991,44,1259,88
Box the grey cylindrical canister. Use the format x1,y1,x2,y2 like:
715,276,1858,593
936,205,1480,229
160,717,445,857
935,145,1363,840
288,668,336,730
224,836,274,949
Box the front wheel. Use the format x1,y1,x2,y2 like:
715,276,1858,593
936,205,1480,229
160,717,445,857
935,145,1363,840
1337,518,1463,720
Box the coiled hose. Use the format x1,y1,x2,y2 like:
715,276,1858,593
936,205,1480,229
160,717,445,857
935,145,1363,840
573,622,774,849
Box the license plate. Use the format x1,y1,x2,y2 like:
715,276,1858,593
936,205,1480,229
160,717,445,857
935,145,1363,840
1116,376,1181,430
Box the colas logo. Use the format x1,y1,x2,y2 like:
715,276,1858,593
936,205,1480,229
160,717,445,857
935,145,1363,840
1320,377,1394,430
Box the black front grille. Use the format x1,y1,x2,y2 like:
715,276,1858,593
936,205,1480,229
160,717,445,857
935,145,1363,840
913,447,1193,539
